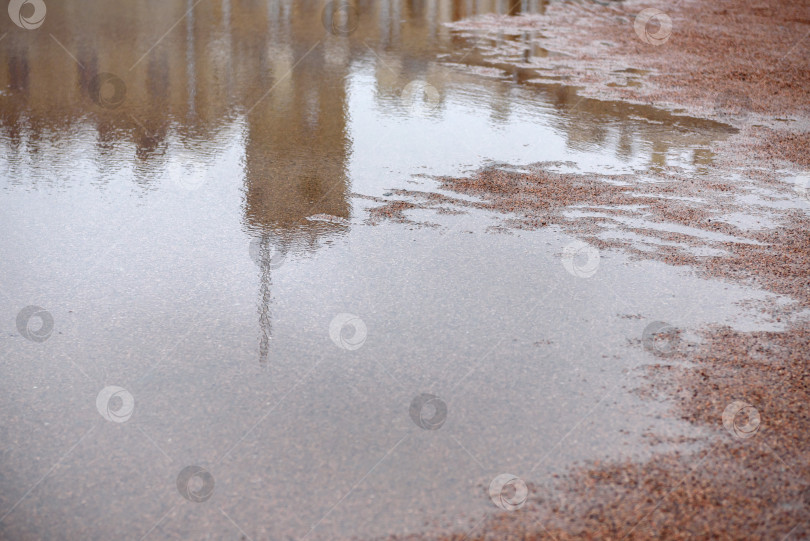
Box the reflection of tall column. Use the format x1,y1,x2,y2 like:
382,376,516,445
7,49,29,94
186,0,197,116
242,39,351,363
616,123,634,161
377,0,403,48
1,47,28,150
651,140,668,169
236,4,352,364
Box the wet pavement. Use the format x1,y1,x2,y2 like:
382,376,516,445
0,1,803,540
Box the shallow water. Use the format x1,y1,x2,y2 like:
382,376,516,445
0,1,788,539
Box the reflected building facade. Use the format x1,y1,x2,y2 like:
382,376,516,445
0,0,724,363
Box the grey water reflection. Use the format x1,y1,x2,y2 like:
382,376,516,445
0,1,754,539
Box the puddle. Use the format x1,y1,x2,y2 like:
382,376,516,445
0,1,794,540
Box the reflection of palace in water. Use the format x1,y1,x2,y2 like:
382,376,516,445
0,0,541,226
0,0,723,362
0,0,728,201
1,0,536,363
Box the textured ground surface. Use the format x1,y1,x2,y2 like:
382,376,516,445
371,0,810,538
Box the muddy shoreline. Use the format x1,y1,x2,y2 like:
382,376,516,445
367,0,810,538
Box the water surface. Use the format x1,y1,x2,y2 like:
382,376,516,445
0,1,780,539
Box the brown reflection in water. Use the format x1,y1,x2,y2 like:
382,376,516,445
0,0,538,367
0,0,723,364
0,0,529,213
231,2,354,364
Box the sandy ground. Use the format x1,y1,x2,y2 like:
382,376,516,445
366,0,810,538
445,0,810,130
